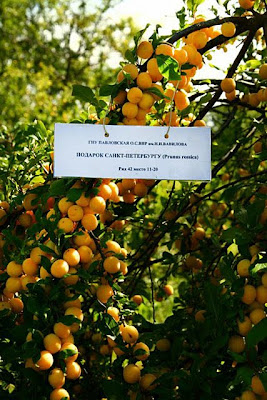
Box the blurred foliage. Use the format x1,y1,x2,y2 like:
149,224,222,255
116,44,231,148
0,0,138,129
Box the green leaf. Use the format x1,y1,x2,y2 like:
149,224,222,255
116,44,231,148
49,179,66,197
176,8,186,30
99,84,117,97
102,379,125,399
58,348,78,360
181,63,195,70
186,0,205,14
146,87,168,99
232,366,254,385
40,256,51,272
66,188,83,202
246,319,267,348
250,263,267,274
58,315,81,326
125,49,137,64
133,24,150,47
156,54,180,81
198,93,212,106
72,85,98,106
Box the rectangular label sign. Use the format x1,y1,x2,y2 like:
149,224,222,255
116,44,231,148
54,123,211,181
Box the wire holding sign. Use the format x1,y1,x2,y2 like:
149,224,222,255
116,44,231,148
54,124,211,181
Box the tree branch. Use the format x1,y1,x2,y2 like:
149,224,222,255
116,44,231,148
190,26,258,125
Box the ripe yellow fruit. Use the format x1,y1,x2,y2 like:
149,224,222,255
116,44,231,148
23,193,38,211
249,308,266,325
226,90,236,101
67,205,84,221
53,322,71,339
113,90,127,105
123,364,141,383
133,342,150,360
256,285,267,304
73,230,91,246
65,306,83,322
50,388,70,400
10,298,24,313
30,247,47,264
241,285,256,305
21,275,37,291
61,334,74,345
228,335,245,353
221,78,236,93
63,297,81,310
7,261,23,277
44,334,62,354
132,295,143,305
195,309,206,322
192,31,208,49
107,306,120,322
22,258,39,276
237,259,251,277
174,90,190,111
147,58,163,82
64,267,79,286
0,208,7,225
221,22,236,37
237,316,252,336
90,196,106,214
104,240,121,256
123,64,139,80
138,93,154,110
173,48,188,65
81,214,98,231
140,373,157,391
58,197,74,214
155,43,173,57
65,361,81,380
136,72,152,90
75,192,90,207
63,248,80,267
5,277,22,293
163,284,174,296
121,325,139,344
103,256,120,274
239,0,255,9
127,87,143,104
48,368,65,389
134,183,148,197
156,338,171,351
241,391,256,400
96,284,114,303
18,212,33,228
51,259,69,278
150,82,164,100
77,245,93,263
122,102,139,119
251,375,265,395
40,266,51,279
259,64,267,80
262,273,267,288
60,343,78,363
137,41,154,59
36,350,54,370
121,179,136,190
57,217,74,233
194,120,206,127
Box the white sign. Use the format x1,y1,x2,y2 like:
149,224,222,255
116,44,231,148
54,123,211,181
